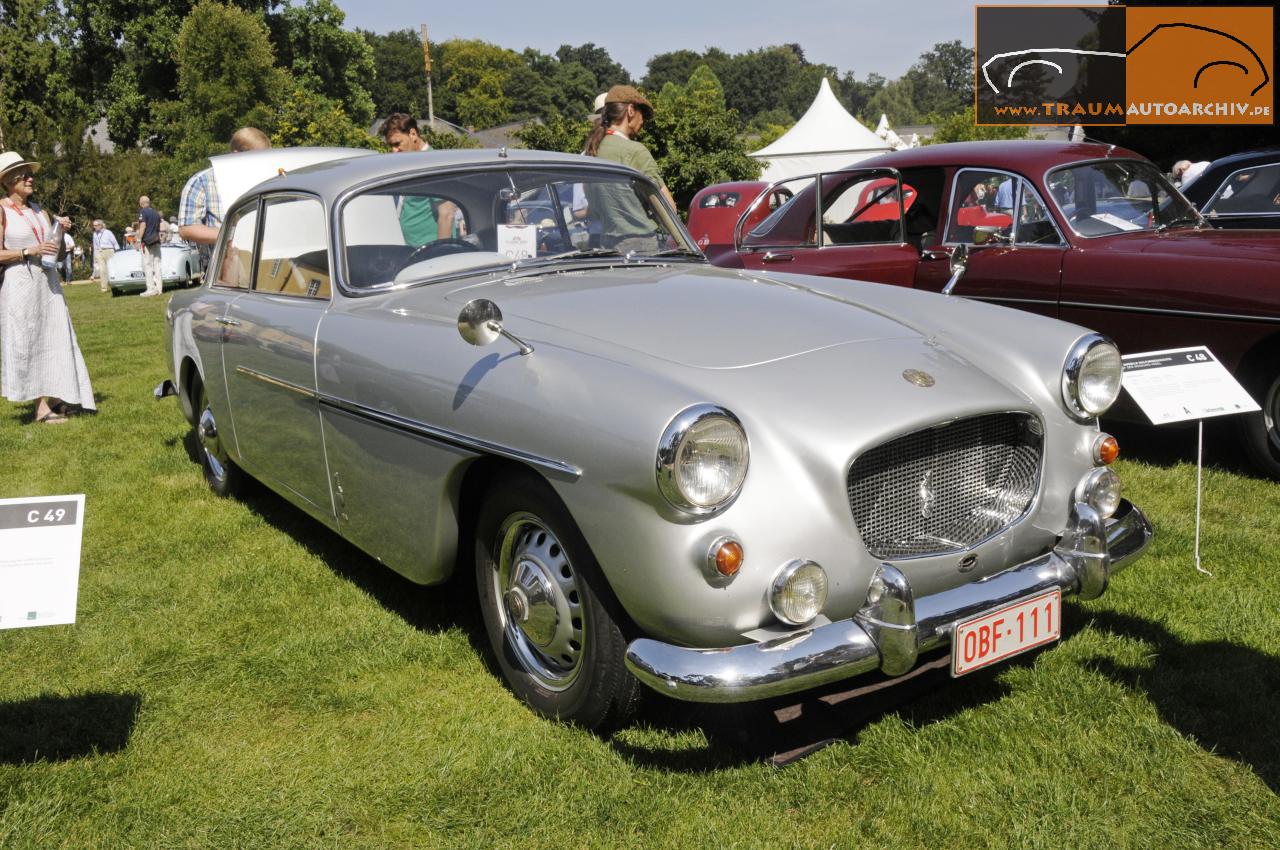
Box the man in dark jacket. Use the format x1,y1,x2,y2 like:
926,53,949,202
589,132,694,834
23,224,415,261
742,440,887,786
136,195,162,297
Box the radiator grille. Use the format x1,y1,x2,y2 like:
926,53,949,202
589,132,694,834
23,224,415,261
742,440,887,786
847,413,1042,560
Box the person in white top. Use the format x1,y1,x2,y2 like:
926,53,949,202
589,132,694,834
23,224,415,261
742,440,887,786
0,151,95,423
91,219,120,292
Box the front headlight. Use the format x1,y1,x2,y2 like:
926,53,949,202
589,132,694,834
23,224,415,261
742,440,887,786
1062,334,1122,420
770,560,829,626
656,405,749,515
1076,467,1122,518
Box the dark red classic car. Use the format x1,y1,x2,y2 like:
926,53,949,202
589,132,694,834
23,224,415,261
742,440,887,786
688,141,1280,477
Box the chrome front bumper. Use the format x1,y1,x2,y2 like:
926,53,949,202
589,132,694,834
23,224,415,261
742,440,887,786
624,499,1153,703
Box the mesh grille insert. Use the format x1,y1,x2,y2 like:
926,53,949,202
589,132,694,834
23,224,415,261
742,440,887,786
847,413,1042,560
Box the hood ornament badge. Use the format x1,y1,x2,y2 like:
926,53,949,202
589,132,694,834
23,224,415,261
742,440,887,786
918,470,936,519
903,369,935,387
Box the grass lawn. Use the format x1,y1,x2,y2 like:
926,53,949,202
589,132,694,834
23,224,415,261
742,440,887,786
1,284,1278,849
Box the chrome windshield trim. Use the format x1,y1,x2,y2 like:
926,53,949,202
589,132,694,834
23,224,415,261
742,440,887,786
234,366,316,399
318,393,582,480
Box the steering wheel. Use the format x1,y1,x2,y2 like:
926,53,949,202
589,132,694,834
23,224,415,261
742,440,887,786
398,238,479,273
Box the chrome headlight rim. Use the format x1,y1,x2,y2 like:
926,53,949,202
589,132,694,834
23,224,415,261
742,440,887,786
655,404,749,516
769,559,829,626
1062,333,1122,421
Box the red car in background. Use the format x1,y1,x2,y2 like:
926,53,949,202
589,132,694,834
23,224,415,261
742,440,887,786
687,141,1280,478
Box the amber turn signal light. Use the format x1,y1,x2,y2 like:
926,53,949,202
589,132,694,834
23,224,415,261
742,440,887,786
1094,433,1120,465
709,538,744,577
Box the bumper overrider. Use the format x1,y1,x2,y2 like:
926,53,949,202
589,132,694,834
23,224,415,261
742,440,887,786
625,499,1153,703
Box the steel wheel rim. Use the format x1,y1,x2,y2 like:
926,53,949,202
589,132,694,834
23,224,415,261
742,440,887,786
492,511,585,691
1262,378,1280,455
197,394,229,487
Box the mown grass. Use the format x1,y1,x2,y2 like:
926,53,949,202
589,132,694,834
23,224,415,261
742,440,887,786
1,284,1277,849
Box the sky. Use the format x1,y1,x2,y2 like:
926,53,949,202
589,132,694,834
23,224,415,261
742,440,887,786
332,0,1065,83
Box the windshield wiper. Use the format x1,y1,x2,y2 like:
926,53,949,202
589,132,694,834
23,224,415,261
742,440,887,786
643,247,701,258
535,247,623,262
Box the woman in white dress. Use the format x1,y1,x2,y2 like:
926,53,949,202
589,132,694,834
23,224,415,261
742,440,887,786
0,151,95,424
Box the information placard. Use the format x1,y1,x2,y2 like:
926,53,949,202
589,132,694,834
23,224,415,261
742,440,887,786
1121,346,1260,425
497,224,536,260
0,494,85,630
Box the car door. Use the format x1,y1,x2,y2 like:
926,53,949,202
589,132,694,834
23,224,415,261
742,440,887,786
736,168,920,287
221,193,334,520
913,168,1067,318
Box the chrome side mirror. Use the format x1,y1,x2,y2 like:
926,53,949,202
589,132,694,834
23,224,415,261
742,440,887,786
457,299,533,355
941,244,969,296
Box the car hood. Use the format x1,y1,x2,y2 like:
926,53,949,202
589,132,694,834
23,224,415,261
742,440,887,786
445,264,925,369
1111,227,1280,261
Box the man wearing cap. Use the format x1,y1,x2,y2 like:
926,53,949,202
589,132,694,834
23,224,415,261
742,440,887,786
583,85,676,254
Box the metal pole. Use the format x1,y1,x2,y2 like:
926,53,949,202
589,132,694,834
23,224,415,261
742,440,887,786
421,25,434,132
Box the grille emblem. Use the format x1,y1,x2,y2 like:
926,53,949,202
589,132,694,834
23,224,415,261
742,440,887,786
918,470,936,519
903,369,935,387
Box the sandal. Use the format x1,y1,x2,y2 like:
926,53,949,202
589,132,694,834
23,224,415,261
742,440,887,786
36,411,69,424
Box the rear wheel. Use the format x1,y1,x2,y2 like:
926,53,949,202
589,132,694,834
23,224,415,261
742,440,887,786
1240,371,1280,480
474,471,640,730
193,376,241,496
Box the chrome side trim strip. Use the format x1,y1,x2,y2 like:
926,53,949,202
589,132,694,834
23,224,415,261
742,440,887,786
318,393,582,480
234,366,316,398
1059,301,1280,324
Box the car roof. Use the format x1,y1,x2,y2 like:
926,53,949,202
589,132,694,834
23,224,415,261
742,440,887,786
252,148,639,202
853,140,1149,177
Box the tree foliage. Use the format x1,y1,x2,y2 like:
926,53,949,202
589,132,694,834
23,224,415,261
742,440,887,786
513,115,592,154
646,66,761,210
272,0,375,129
927,108,1028,143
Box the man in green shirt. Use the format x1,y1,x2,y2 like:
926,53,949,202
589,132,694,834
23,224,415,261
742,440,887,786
583,85,677,255
379,113,457,245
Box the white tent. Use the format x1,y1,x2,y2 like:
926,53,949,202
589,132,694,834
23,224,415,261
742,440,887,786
874,113,911,151
750,78,893,182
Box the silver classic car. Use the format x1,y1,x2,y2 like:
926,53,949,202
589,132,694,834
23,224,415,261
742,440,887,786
158,148,1153,729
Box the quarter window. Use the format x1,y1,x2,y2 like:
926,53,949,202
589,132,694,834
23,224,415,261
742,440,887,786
215,202,258,289
1015,185,1063,245
947,170,1016,245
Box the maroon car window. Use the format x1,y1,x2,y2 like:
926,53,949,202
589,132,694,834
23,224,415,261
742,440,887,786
1015,185,1063,246
1048,161,1200,237
742,176,817,249
946,170,1015,245
1204,163,1280,218
819,173,907,245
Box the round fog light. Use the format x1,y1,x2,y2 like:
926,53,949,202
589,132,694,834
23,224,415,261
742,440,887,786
1077,467,1122,518
769,560,828,626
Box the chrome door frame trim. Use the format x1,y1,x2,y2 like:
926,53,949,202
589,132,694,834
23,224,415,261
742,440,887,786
317,392,582,480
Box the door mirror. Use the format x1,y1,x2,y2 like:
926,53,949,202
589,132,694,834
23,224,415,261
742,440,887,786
457,299,533,355
942,244,969,296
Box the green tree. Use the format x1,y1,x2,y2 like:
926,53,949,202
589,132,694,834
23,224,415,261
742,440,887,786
272,87,380,149
434,39,522,129
554,43,630,90
927,107,1028,143
359,28,428,117
647,66,761,210
273,0,376,129
514,115,591,154
0,0,86,152
904,40,973,117
863,77,920,126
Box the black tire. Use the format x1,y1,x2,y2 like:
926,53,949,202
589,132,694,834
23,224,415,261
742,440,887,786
474,470,641,730
193,375,242,497
1239,371,1280,480
109,287,121,298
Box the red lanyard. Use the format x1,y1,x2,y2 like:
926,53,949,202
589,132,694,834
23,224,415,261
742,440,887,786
2,199,45,243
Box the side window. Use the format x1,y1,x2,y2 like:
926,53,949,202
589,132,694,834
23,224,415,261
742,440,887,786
214,202,258,289
742,176,817,248
819,173,905,245
255,196,330,299
1015,184,1063,245
1204,163,1280,218
947,170,1015,245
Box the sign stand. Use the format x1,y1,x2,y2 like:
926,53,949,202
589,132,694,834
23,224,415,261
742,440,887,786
1121,346,1260,577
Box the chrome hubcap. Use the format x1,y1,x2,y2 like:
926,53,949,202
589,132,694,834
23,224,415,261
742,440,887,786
493,512,584,691
1265,379,1280,454
198,404,227,483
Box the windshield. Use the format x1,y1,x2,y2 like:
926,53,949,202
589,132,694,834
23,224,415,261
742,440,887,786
341,166,698,288
1046,160,1201,237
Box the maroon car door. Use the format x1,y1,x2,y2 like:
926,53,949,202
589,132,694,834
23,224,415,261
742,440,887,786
736,169,920,287
913,169,1067,318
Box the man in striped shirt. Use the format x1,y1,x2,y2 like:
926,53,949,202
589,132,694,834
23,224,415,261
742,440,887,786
177,127,270,246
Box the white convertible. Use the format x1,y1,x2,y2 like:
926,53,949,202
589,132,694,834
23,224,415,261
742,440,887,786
106,241,204,295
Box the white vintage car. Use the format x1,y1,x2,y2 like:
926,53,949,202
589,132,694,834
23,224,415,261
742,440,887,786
106,241,203,295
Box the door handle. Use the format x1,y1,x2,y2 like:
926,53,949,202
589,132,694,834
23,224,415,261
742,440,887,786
216,317,241,326
761,251,794,263
920,249,951,261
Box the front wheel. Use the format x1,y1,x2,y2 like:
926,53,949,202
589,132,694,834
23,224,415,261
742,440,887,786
1240,371,1280,480
474,471,640,729
193,376,241,496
